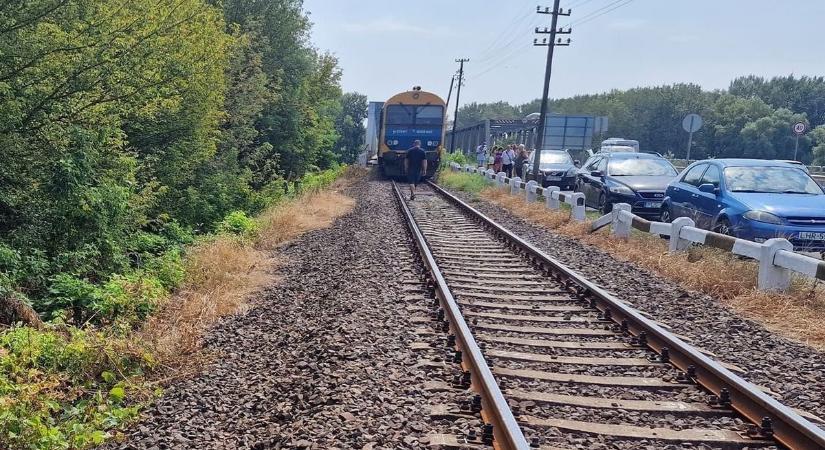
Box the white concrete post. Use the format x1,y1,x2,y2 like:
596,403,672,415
511,177,522,195
496,172,505,186
486,168,495,180
570,192,586,222
478,166,486,174
757,238,794,292
525,180,538,203
450,163,459,171
611,203,632,238
544,186,560,210
668,217,695,252
464,164,472,172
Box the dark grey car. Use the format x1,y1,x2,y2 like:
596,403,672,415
523,150,580,190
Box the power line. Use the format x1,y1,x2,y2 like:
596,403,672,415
561,0,632,28
473,14,542,64
473,0,536,60
566,0,635,28
474,8,534,60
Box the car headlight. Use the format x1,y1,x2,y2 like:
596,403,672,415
743,210,783,224
608,184,634,195
565,168,577,177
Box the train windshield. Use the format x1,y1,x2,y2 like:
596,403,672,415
386,105,443,125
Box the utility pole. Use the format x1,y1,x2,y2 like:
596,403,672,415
531,1,571,180
445,73,456,110
449,58,469,153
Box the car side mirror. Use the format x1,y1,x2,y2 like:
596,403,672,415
574,160,581,167
590,170,603,177
698,183,718,195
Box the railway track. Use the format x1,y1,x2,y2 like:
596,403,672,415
393,180,825,450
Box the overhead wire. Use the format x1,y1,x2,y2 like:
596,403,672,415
561,0,634,28
566,0,636,28
468,0,637,83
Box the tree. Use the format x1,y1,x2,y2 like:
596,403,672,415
810,125,825,165
334,92,368,163
739,108,811,160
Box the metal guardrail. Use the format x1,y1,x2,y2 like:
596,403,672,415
392,181,529,450
593,205,825,292
428,180,825,450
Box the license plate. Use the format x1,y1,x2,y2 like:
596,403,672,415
546,176,562,181
798,232,825,240
643,201,662,209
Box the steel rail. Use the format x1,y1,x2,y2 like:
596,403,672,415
392,182,530,450
427,180,825,450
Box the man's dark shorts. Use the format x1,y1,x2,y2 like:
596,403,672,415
408,170,422,185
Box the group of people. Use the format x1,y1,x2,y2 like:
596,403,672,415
475,142,531,178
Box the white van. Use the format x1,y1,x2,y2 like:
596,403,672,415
600,138,639,153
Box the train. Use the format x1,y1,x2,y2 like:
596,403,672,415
376,87,444,179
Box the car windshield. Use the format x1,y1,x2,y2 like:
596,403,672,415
538,152,573,168
724,166,823,194
608,158,677,176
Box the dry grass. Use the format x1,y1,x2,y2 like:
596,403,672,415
142,170,359,376
478,186,825,349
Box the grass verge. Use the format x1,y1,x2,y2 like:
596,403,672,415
453,180,825,349
0,166,360,449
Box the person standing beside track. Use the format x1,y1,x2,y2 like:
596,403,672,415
475,141,488,169
501,144,516,177
405,139,427,200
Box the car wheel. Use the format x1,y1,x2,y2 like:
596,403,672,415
660,206,672,223
713,218,733,236
598,192,612,214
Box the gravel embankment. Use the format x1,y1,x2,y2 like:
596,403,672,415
445,185,825,422
105,178,480,449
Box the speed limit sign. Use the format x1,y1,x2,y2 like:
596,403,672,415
793,122,807,135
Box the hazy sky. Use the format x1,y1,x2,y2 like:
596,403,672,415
304,0,825,108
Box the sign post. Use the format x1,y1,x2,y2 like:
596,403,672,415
682,113,703,161
792,122,807,161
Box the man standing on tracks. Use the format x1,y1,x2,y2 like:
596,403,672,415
405,139,427,200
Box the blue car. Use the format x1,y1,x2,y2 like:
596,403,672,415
662,159,825,251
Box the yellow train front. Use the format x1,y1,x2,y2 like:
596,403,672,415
378,87,444,179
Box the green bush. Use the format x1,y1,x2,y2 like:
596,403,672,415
217,211,258,237
96,274,166,326
300,164,346,194
143,249,185,290
439,171,491,194
440,151,470,169
0,326,149,449
42,274,101,323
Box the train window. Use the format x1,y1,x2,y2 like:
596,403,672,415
415,106,444,125
386,105,414,125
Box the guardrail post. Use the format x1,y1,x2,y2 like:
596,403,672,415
611,203,632,238
525,180,538,203
757,238,794,292
496,172,505,187
511,177,522,195
544,186,560,210
668,217,695,252
570,192,586,222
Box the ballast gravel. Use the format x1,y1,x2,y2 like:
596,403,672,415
446,185,825,423
104,177,485,449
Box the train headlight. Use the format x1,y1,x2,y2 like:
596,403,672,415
427,141,433,146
